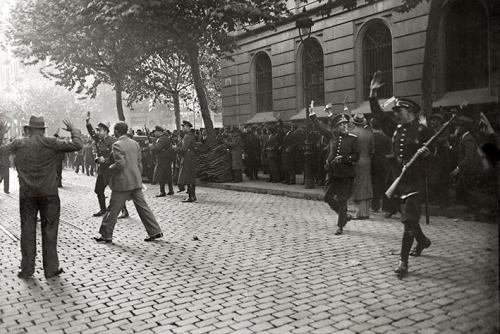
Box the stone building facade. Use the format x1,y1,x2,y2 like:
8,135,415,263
221,0,499,125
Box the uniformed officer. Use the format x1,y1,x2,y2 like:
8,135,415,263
86,115,128,218
177,121,198,202
310,108,360,235
150,126,174,197
390,98,433,277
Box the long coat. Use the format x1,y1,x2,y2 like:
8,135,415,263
151,134,173,184
227,134,243,170
178,132,197,185
351,126,374,201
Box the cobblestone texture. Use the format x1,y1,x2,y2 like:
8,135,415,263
0,169,498,333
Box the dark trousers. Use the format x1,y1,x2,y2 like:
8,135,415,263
99,189,162,240
232,169,242,182
399,193,427,263
56,161,63,186
371,169,388,212
325,176,354,228
157,162,173,194
246,157,259,179
19,195,61,277
0,166,9,192
85,162,94,176
95,172,110,211
268,156,281,182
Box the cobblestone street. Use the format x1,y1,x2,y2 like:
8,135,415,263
0,170,498,334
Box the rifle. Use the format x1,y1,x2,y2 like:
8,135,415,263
385,114,457,199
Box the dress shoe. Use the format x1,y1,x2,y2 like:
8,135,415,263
144,233,163,242
155,193,166,197
117,212,129,219
167,191,174,195
384,212,395,218
394,261,408,276
352,216,369,220
93,210,106,217
45,268,64,279
410,238,431,256
182,197,196,203
334,227,343,235
17,271,34,279
177,188,185,193
93,237,112,244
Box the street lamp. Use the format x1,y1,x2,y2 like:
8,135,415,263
296,8,315,189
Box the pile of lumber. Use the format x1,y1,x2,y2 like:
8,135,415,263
197,144,232,182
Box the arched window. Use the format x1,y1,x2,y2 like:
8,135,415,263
302,38,325,106
363,21,393,99
446,0,488,91
254,52,273,113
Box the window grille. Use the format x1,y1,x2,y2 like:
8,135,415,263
303,39,325,106
255,53,273,113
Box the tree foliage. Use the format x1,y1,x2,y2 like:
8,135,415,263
7,0,156,121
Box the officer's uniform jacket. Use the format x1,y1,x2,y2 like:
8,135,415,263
392,119,432,195
310,115,359,178
86,123,116,175
150,134,172,163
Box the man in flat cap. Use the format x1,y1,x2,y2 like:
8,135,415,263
150,125,174,197
0,116,82,279
310,107,360,235
86,113,128,218
177,120,198,202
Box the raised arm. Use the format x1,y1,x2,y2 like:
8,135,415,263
310,114,332,139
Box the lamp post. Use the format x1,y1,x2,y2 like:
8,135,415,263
296,9,315,189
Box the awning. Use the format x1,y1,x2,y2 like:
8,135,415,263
349,98,395,115
432,88,498,108
245,112,277,124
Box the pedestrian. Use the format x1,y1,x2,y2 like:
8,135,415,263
265,126,282,183
0,143,10,194
370,117,392,213
310,107,360,235
83,139,95,176
427,113,451,208
86,114,128,219
281,124,298,185
389,98,433,277
226,128,244,183
0,117,83,279
74,147,85,174
350,113,374,219
150,126,174,197
451,115,482,220
243,126,261,180
177,121,198,202
93,122,163,243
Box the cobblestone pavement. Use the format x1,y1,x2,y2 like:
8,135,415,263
0,169,498,334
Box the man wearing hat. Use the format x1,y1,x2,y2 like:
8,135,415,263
177,120,198,202
150,125,174,197
310,107,360,235
0,116,83,279
427,113,451,208
390,97,434,277
452,115,481,219
86,114,128,218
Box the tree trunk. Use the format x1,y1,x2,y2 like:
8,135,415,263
421,0,442,115
172,91,181,131
115,82,126,121
187,47,216,147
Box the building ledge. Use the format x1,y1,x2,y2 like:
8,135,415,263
433,88,498,108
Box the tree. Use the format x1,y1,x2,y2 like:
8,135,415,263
7,0,155,121
88,0,291,145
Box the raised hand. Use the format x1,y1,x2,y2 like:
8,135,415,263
86,111,91,123
370,71,385,91
62,119,74,132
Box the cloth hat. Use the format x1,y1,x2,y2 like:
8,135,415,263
182,120,193,128
392,98,421,114
97,122,110,132
428,113,445,123
25,115,46,129
332,114,350,127
352,113,367,126
154,125,165,132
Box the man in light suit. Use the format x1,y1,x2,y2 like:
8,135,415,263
93,122,163,243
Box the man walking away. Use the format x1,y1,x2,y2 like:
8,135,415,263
0,117,83,279
94,122,163,243
150,126,174,197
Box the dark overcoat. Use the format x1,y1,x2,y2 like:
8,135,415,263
178,132,197,184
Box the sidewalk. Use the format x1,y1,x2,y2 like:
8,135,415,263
198,173,485,221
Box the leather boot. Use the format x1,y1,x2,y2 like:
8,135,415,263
410,237,431,256
396,230,414,276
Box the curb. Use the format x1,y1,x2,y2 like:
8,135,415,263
197,180,324,201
